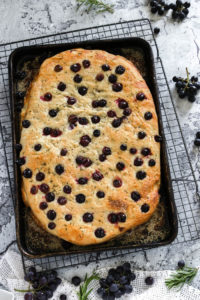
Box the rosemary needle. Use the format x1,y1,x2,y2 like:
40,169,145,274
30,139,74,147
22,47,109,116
78,272,99,300
165,267,198,290
76,0,114,14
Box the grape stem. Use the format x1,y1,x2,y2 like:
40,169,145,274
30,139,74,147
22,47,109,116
14,288,35,293
14,283,47,293
184,67,190,90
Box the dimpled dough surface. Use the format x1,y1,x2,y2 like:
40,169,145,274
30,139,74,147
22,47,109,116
20,48,161,246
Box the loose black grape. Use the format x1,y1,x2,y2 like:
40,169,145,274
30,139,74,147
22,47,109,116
178,260,185,268
72,276,81,286
173,76,178,82
154,27,160,34
145,276,154,285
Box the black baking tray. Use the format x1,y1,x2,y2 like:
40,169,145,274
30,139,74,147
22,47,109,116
9,37,178,258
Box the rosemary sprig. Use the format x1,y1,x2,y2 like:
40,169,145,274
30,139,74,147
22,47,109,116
78,272,99,300
76,0,114,14
165,267,198,290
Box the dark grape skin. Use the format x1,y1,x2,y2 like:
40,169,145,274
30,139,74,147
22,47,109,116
151,6,158,13
158,7,164,15
196,132,200,139
97,287,105,296
124,284,133,294
154,27,160,34
24,293,33,300
60,295,67,300
178,260,185,269
24,270,35,282
178,89,186,98
122,262,131,271
145,276,154,285
150,0,157,7
46,290,53,298
39,275,48,286
119,275,128,285
35,291,48,299
72,276,81,286
194,139,200,146
109,283,119,293
48,283,57,292
47,270,57,282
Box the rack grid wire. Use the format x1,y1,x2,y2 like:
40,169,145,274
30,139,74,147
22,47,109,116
0,19,200,272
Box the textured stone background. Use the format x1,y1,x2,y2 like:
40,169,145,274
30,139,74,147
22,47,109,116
0,0,200,290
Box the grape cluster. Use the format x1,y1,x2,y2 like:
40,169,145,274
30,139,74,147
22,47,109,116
150,0,190,21
171,0,190,20
20,267,66,300
97,263,135,299
173,70,200,102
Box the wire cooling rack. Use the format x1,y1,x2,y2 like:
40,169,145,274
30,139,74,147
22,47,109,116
0,19,200,272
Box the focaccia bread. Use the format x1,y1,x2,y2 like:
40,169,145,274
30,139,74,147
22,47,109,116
19,48,161,246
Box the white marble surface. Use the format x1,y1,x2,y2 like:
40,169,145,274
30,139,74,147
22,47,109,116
1,0,200,293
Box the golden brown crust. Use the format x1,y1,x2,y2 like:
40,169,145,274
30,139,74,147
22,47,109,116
20,48,160,245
